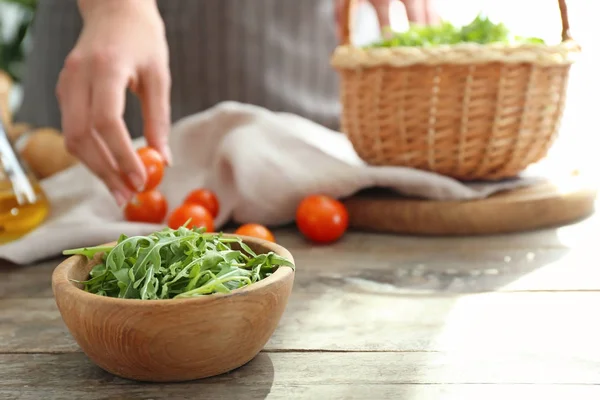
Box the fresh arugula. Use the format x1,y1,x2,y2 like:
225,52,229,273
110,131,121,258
63,226,295,300
368,14,545,48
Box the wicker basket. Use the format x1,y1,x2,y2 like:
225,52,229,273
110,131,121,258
331,0,581,180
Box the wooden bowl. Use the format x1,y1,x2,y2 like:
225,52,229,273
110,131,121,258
51,235,295,383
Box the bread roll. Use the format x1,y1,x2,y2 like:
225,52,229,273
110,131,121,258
19,128,79,179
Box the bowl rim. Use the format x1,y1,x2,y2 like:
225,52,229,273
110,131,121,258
52,233,295,306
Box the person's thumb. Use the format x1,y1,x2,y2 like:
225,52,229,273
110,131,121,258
137,63,172,165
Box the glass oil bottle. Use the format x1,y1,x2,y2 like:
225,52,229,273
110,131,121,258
0,111,49,244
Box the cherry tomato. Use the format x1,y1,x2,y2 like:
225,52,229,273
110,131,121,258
168,203,215,232
295,195,349,244
234,223,276,242
124,190,168,224
126,146,165,192
183,188,220,218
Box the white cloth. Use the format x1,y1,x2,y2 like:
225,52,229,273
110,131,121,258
0,102,541,264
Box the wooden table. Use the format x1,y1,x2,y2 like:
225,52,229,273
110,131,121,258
1,208,600,400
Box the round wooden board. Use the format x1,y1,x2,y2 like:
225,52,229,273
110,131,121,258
343,174,598,236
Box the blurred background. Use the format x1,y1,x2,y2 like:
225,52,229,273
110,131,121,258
1,0,597,171
0,0,35,98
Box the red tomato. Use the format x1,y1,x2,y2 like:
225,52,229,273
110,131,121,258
124,190,168,224
295,195,348,244
183,188,220,218
126,146,165,192
234,223,276,242
167,203,215,232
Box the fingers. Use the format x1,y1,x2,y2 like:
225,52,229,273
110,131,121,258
57,54,90,155
423,0,441,25
367,0,392,31
137,61,172,165
400,0,427,24
81,131,135,206
346,0,439,34
90,66,147,191
57,53,135,206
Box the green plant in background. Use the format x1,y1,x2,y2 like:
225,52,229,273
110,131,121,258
369,14,545,48
0,0,37,82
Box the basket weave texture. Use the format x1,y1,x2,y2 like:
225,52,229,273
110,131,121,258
331,0,581,180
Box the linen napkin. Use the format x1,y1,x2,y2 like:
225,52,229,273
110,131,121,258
0,101,542,264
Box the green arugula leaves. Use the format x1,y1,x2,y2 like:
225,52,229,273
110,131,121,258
63,226,295,300
369,14,545,48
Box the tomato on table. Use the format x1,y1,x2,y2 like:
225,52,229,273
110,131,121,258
295,194,348,244
127,146,165,192
168,203,215,232
124,190,168,224
234,223,276,242
183,188,220,218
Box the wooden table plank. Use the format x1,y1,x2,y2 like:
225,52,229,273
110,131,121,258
5,384,600,400
290,247,600,293
1,352,599,400
2,292,599,355
0,259,57,298
1,215,598,397
274,291,600,354
2,232,600,299
0,299,77,353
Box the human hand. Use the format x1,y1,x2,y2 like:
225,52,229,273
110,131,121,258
56,0,171,206
394,0,439,25
335,0,440,41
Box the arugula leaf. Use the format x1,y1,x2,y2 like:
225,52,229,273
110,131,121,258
63,245,114,259
63,226,295,300
368,14,545,48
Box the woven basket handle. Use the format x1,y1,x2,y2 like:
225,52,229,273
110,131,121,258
339,0,573,45
558,0,572,41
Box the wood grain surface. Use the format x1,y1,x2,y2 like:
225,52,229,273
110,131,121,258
2,353,600,400
344,174,597,235
1,207,599,398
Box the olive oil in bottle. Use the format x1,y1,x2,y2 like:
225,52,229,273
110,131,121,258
0,113,49,244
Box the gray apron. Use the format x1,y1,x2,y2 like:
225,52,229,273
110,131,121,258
16,0,341,137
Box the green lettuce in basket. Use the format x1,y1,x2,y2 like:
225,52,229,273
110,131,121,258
368,14,545,48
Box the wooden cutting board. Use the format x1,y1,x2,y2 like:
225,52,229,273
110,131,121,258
343,173,597,235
